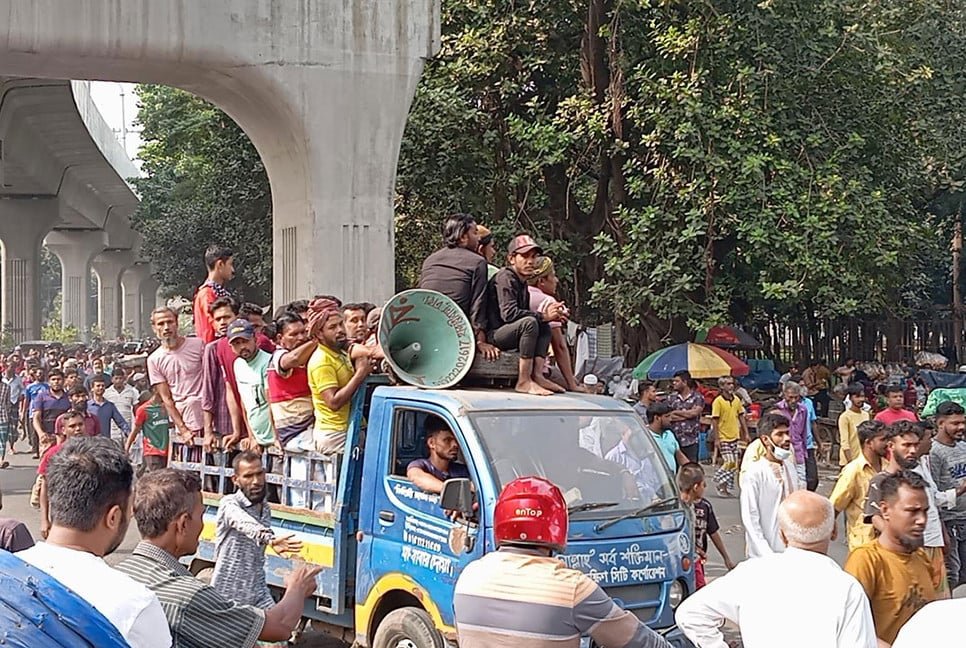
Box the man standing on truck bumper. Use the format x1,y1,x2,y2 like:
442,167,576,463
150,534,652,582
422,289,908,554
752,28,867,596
306,298,371,457
454,476,671,648
210,452,303,610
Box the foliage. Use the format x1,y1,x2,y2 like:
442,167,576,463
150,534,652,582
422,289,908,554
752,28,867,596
40,323,81,344
396,0,966,358
132,85,272,305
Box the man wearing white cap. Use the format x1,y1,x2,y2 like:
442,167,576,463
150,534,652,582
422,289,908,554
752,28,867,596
583,374,603,395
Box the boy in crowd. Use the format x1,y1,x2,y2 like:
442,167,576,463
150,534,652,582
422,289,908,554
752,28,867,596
678,462,736,588
125,389,170,474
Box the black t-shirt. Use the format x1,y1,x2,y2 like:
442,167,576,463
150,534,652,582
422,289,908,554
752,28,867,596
693,497,719,553
418,246,489,333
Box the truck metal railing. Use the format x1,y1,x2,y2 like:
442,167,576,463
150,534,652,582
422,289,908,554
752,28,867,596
169,439,341,516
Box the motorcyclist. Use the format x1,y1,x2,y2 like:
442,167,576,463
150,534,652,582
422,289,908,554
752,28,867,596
453,476,671,648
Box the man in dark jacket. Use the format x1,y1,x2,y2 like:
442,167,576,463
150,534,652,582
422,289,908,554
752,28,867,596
487,235,567,395
419,214,499,360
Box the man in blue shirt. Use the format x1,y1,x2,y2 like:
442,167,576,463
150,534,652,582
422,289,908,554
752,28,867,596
645,402,689,472
406,416,470,494
25,366,53,458
87,374,130,442
801,389,819,491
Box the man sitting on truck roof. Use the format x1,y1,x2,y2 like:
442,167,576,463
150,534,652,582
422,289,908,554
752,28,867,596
486,234,569,396
117,469,321,648
407,416,470,494
419,213,500,364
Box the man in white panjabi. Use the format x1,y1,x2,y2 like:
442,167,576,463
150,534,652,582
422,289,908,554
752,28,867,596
676,490,877,648
740,412,801,557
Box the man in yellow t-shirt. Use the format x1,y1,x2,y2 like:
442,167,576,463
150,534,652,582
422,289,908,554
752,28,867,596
305,298,371,456
711,377,749,497
829,420,887,553
844,471,938,645
839,384,870,467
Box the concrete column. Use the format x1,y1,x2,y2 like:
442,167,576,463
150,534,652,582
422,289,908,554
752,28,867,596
91,250,134,340
121,263,153,339
44,230,106,338
139,277,160,337
0,199,60,342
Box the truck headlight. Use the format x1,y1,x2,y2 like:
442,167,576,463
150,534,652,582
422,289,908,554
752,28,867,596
668,580,684,608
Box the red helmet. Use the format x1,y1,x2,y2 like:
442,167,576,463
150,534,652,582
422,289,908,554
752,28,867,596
494,476,569,552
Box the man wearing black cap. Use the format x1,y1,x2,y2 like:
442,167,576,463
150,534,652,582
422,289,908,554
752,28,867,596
419,214,500,361
487,234,568,396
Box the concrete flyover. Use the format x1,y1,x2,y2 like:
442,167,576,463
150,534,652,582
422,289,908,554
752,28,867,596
0,76,152,341
0,0,442,308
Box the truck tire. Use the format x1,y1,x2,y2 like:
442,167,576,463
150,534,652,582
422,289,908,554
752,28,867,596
372,607,446,648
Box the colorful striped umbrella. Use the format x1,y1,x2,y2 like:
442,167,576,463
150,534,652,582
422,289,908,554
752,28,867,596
633,343,750,380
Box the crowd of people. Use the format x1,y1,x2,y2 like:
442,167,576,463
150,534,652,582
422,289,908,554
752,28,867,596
1,214,965,648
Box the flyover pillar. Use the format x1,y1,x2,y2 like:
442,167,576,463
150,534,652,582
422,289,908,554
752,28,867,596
138,277,160,336
91,250,134,340
44,230,106,339
0,199,59,342
121,263,153,339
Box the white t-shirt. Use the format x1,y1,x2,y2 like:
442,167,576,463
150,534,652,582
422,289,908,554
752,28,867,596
892,599,965,648
677,548,877,648
104,384,140,435
17,542,172,648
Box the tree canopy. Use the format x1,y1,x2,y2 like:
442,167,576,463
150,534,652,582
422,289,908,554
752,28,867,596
132,85,272,305
130,1,966,359
395,0,966,358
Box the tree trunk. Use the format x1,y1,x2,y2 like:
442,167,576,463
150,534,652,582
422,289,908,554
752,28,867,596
953,215,962,364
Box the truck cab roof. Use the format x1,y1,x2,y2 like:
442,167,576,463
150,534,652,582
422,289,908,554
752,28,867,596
374,385,636,415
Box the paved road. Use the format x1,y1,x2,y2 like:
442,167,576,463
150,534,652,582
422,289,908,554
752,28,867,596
1,439,960,647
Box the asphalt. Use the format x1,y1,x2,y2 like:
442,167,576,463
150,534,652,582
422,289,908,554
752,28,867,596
1,438,959,647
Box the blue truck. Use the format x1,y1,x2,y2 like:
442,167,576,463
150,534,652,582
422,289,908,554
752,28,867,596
172,376,696,647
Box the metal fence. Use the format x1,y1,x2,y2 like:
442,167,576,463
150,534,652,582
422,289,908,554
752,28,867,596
747,317,961,364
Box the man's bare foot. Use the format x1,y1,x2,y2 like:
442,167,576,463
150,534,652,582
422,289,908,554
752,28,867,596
516,380,553,396
533,374,565,393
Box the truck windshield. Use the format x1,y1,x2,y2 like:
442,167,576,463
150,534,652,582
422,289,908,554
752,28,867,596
470,411,677,518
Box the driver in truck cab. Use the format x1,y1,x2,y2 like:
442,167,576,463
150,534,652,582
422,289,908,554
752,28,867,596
454,476,672,648
406,415,470,494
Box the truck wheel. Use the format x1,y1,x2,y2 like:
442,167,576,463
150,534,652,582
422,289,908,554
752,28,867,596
372,607,445,648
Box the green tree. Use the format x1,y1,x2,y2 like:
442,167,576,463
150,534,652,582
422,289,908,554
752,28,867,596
396,0,966,360
132,85,272,304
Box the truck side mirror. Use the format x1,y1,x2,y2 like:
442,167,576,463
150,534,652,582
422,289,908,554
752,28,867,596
440,478,474,515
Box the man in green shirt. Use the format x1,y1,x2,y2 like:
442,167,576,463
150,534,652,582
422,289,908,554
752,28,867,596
227,319,276,452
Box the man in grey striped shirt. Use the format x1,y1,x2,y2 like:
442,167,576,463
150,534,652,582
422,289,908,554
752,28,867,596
117,469,321,647
210,451,304,608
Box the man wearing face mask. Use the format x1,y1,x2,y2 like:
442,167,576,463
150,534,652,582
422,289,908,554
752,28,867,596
844,471,938,645
740,413,801,557
210,452,303,610
16,437,172,647
829,420,889,553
